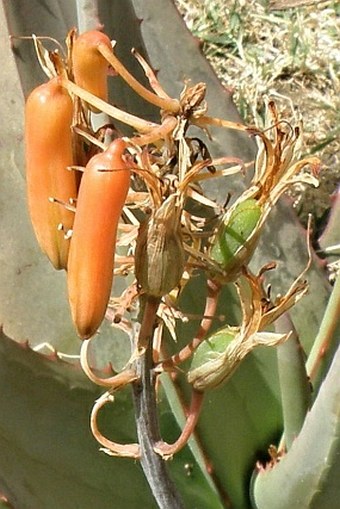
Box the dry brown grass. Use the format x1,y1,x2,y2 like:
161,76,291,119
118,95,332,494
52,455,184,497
174,0,340,225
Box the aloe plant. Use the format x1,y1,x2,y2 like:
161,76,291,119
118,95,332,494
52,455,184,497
0,1,339,508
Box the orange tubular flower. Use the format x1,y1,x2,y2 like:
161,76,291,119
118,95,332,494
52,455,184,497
25,77,78,270
67,138,130,339
72,30,112,111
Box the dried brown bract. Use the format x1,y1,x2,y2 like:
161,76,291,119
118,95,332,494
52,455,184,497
135,194,185,297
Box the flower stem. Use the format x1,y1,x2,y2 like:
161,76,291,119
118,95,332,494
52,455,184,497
132,296,184,509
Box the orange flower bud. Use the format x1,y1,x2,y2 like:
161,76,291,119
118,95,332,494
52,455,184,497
67,139,130,339
72,30,112,111
25,77,78,270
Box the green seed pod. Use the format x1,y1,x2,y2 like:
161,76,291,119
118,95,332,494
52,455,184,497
135,195,185,298
211,198,262,280
188,325,289,392
188,327,237,391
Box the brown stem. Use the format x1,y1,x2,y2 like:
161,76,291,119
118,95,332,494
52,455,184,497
137,296,161,353
132,296,184,509
157,279,221,370
154,389,204,460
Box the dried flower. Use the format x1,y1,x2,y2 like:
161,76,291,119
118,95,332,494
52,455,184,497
134,194,185,297
188,262,309,391
210,101,320,283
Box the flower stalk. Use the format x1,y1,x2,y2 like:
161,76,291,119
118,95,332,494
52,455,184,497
24,25,324,509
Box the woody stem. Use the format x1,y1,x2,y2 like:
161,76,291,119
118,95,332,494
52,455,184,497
132,296,184,509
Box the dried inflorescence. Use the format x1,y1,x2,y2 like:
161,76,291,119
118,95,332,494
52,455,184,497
26,28,321,460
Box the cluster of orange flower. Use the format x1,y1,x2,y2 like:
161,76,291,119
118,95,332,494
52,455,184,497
25,29,320,459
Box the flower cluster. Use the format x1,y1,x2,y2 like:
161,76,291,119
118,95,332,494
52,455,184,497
25,29,320,460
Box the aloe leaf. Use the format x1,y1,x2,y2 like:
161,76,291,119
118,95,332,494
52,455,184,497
306,270,340,393
0,330,155,509
0,330,224,509
251,345,340,509
275,314,312,450
318,188,340,265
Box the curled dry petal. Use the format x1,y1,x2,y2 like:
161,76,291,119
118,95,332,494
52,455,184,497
90,392,140,459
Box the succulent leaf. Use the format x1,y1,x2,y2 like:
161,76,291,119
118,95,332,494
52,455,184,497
251,345,340,509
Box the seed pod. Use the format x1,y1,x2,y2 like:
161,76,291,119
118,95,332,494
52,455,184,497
188,327,236,391
188,326,289,392
72,30,112,112
211,198,262,281
134,195,185,297
67,138,130,339
25,77,77,270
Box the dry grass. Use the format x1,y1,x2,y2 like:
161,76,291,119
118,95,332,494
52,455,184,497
174,0,340,226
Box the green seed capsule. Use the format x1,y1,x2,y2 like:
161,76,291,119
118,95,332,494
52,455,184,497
188,327,237,391
188,325,289,391
211,198,262,279
189,328,236,370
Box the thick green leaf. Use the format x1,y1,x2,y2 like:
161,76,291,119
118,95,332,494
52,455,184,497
251,345,340,509
275,315,312,450
0,330,155,509
318,189,340,266
306,268,340,394
0,330,224,509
